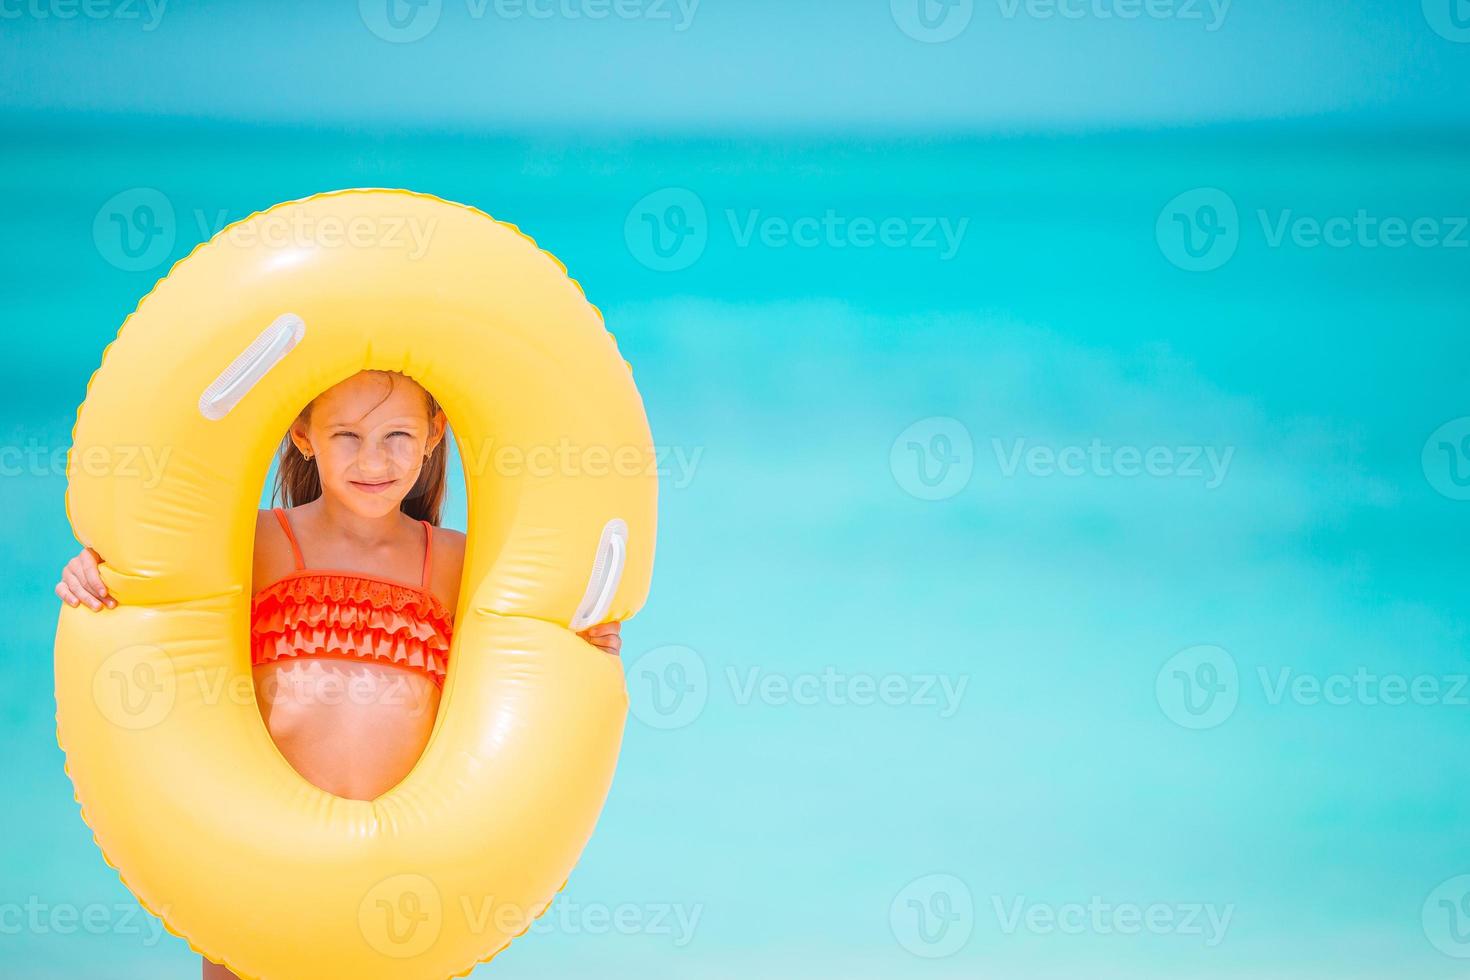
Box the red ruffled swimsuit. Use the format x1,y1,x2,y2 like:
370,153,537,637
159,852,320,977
250,508,453,687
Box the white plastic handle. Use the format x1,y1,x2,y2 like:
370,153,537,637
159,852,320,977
570,519,628,631
199,314,305,420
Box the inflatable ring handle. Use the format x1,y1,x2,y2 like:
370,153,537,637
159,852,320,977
571,518,628,633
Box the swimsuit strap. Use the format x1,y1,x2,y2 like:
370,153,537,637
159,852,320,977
273,507,306,571
275,507,432,587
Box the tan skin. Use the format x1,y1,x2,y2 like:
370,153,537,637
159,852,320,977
56,372,622,980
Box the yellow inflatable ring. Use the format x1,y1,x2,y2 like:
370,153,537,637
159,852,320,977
54,189,656,979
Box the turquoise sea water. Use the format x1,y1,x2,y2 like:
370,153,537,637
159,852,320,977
3,123,1469,978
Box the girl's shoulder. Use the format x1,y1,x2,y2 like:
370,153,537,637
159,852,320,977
429,525,466,574
253,508,296,593
428,524,466,613
430,524,466,555
255,507,295,556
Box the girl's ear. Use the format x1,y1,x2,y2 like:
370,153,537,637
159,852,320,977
426,409,448,454
288,418,312,457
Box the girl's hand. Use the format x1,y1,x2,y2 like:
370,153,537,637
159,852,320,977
578,621,621,656
56,548,116,611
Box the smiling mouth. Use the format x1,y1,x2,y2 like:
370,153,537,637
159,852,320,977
349,479,397,494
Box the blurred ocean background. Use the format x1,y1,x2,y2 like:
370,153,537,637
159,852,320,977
4,2,1470,977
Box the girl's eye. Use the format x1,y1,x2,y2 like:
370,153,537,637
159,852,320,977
388,431,412,438
332,432,359,440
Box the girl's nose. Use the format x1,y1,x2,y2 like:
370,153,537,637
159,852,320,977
357,438,393,473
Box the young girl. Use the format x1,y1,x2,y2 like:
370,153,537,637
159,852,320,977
55,370,622,979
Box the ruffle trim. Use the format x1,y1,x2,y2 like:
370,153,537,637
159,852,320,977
250,573,453,685
255,573,451,618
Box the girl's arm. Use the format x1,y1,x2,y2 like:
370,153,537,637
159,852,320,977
56,541,621,650
56,547,115,611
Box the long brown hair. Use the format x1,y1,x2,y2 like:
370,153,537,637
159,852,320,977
271,371,449,525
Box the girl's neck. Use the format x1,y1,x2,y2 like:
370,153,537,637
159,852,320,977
306,494,411,547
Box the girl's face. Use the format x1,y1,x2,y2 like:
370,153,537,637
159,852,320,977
290,372,446,519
